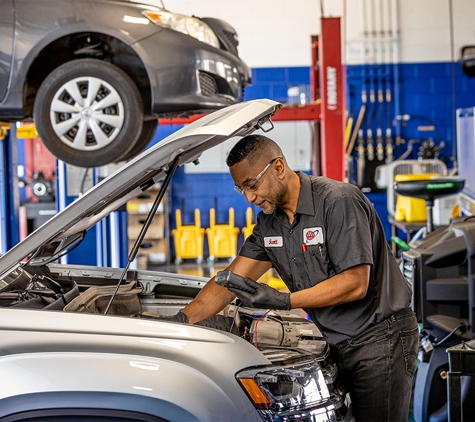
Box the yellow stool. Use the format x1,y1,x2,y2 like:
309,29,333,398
171,208,205,264
242,207,255,240
394,173,440,222
206,208,239,263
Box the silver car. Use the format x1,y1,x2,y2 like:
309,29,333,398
0,99,352,422
0,0,251,167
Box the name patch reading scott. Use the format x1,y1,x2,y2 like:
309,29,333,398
264,236,283,247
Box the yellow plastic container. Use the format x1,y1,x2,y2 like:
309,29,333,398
206,208,239,261
242,207,256,240
394,173,440,222
171,208,205,264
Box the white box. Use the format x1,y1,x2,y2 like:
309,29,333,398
433,194,460,226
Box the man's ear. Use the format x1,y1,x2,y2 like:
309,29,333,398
275,158,285,179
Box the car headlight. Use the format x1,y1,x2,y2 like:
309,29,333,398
237,358,343,421
142,9,220,48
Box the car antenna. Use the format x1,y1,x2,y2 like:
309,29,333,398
103,155,181,315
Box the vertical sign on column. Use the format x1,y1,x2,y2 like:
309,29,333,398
319,17,346,181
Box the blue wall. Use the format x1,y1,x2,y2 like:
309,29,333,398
244,66,311,102
149,62,475,258
347,62,475,164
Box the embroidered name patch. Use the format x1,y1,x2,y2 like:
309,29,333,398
303,227,324,245
264,236,283,247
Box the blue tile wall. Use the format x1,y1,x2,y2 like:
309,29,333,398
348,62,475,163
149,62,475,258
245,66,311,103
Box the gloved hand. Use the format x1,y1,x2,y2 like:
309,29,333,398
147,310,189,323
227,277,291,310
171,310,189,323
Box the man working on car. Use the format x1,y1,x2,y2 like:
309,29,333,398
175,134,419,421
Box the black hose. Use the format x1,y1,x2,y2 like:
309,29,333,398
433,322,468,346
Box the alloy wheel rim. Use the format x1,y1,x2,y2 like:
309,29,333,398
49,76,125,152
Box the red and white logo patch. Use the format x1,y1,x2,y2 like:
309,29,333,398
303,227,324,245
264,236,283,247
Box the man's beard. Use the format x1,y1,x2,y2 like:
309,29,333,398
262,180,285,214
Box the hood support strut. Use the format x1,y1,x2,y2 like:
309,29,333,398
103,154,181,315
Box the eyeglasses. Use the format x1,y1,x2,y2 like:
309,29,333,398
234,157,282,195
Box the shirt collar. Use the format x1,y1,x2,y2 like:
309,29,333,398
295,172,315,216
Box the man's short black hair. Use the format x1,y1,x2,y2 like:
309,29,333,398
226,134,278,167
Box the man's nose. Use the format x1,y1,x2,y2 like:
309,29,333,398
243,190,256,203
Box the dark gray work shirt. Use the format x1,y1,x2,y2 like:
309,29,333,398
239,172,412,345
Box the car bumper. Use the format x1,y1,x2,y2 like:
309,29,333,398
135,29,252,115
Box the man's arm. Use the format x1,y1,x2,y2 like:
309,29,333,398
290,263,370,309
181,255,272,324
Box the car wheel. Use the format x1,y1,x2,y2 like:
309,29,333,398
119,119,158,161
34,59,144,168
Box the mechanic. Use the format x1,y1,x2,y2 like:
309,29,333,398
175,134,419,421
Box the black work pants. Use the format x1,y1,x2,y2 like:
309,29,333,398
330,307,419,421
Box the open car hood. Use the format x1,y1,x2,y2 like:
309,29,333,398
0,99,281,283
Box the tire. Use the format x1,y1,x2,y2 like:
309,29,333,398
34,59,144,168
119,119,158,161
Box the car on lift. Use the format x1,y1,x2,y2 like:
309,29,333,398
0,0,251,168
0,99,352,422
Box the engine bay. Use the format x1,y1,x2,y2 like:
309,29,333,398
0,263,328,354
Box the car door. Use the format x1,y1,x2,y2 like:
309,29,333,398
0,0,14,102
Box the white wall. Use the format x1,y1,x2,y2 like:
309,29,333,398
184,121,312,173
155,0,342,67
146,0,475,67
400,0,475,63
345,0,475,65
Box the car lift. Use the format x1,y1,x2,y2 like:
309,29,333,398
0,124,20,254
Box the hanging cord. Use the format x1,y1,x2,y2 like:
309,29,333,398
346,103,366,156
385,88,394,163
346,90,367,156
366,89,376,161
376,89,385,161
79,168,92,196
254,310,271,348
229,301,242,334
386,89,392,136
103,156,181,315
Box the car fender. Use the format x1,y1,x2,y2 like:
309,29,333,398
0,310,269,420
0,351,262,421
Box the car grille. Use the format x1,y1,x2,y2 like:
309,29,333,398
199,71,219,96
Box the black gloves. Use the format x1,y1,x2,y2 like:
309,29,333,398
227,277,291,310
149,310,189,323
172,310,189,323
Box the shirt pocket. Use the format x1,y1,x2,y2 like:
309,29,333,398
303,244,336,280
265,248,295,290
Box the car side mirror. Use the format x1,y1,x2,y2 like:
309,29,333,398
459,45,475,77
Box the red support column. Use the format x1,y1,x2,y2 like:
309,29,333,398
319,17,346,181
310,35,320,103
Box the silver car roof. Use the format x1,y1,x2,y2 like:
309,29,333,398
0,99,281,281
